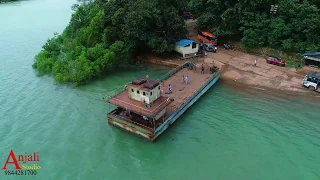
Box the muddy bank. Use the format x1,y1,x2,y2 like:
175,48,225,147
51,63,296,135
220,78,320,100
140,19,320,95
207,49,309,92
141,52,320,96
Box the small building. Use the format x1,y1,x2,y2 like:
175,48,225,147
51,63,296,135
128,77,161,105
175,39,199,58
303,52,320,68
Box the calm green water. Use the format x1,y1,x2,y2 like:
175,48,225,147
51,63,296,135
1,0,320,180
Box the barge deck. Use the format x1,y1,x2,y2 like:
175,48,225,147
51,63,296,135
107,62,220,141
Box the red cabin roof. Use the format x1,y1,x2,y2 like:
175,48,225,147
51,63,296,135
108,91,173,117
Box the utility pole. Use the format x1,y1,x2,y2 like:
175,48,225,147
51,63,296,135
268,4,279,45
270,5,279,19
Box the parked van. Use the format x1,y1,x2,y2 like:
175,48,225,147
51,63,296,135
302,72,320,92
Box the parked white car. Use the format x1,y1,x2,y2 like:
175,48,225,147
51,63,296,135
302,72,320,92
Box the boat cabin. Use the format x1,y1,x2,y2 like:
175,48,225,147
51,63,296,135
128,77,161,105
108,77,174,131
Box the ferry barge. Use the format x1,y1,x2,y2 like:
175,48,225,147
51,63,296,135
106,62,220,141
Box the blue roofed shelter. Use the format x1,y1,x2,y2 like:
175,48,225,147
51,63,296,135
302,52,320,68
174,39,199,58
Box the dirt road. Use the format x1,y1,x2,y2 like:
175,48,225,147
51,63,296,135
144,19,319,94
205,50,307,92
184,19,320,93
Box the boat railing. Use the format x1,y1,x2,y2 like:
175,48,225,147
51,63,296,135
105,83,130,100
157,62,189,82
109,110,154,131
116,115,154,131
109,96,174,117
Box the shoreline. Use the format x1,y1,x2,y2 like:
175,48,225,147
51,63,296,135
141,54,320,99
206,48,319,95
220,78,320,100
139,19,320,98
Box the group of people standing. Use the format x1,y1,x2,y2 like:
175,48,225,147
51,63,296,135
200,63,215,74
167,62,217,94
182,75,189,84
167,74,189,94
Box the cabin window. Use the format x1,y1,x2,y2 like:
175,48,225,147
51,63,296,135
137,90,140,94
143,92,146,96
185,44,190,47
158,86,160,90
131,89,134,92
192,42,196,49
150,91,153,96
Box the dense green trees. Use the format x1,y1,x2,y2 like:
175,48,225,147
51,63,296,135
33,4,120,86
191,0,320,52
33,0,320,85
33,0,186,85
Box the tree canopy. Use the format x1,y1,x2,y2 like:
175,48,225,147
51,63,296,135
33,0,320,86
33,0,186,86
191,0,320,52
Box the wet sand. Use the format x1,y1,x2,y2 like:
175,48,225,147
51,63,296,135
220,78,320,101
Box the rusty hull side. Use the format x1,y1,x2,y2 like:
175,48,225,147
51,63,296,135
107,110,154,141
